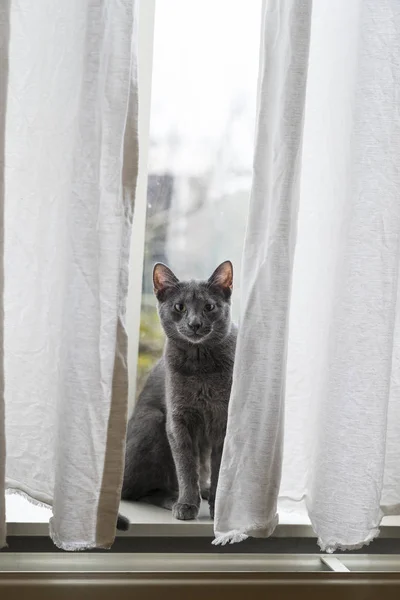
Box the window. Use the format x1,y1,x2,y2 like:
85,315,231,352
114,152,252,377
4,1,400,585
136,0,262,394
5,0,400,578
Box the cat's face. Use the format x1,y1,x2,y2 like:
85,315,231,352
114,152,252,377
153,261,233,346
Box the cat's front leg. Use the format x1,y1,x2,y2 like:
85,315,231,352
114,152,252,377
167,417,201,521
199,445,211,500
209,439,224,520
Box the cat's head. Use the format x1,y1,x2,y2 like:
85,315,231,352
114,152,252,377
153,261,233,346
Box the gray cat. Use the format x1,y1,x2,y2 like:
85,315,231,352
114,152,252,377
120,261,236,523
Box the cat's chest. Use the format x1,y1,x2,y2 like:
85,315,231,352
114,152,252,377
194,380,216,404
187,378,228,432
170,371,231,406
166,371,230,436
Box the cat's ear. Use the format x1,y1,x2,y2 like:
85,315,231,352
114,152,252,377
153,263,179,299
208,261,233,297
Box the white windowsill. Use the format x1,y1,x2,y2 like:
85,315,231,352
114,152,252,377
5,494,400,538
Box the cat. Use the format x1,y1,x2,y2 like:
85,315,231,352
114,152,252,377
119,260,237,524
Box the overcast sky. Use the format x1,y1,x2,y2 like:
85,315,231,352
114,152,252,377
149,0,262,177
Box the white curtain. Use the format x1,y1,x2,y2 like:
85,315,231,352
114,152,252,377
0,0,138,550
215,0,400,552
0,1,7,552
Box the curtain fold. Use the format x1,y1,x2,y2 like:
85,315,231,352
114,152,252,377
213,0,313,545
1,0,138,550
215,0,400,552
283,0,400,552
0,0,9,552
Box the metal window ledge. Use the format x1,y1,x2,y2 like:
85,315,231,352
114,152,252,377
1,552,400,571
2,555,400,600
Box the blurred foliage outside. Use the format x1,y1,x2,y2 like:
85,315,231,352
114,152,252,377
136,298,165,396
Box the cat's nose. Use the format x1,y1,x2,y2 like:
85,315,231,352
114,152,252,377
188,319,202,333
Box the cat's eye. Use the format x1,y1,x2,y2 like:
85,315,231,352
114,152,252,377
174,303,185,313
204,303,215,312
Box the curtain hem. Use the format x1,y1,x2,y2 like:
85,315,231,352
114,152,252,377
212,514,279,546
5,486,52,511
6,480,53,508
5,488,114,552
49,518,112,552
316,527,380,554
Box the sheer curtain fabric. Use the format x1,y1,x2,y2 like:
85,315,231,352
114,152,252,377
215,0,400,551
0,0,138,550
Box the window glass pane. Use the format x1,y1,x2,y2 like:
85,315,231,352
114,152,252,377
138,0,261,391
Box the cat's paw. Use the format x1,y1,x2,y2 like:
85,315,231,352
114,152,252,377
201,486,210,500
172,502,199,521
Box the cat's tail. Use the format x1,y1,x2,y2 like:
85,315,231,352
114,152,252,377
116,513,130,531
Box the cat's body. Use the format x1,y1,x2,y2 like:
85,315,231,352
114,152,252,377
121,262,236,521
